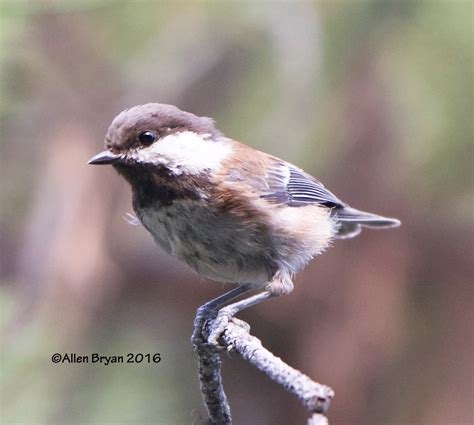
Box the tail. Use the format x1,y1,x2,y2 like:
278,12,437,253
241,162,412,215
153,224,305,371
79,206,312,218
332,206,401,239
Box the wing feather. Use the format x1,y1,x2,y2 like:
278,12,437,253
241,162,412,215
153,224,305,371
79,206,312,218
220,148,399,239
260,164,345,209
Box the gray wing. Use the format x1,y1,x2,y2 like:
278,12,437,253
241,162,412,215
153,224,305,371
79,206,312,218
260,164,346,209
259,163,400,238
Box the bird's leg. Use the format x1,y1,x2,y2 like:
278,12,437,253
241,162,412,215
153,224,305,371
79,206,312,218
206,290,274,347
192,284,254,348
205,272,294,347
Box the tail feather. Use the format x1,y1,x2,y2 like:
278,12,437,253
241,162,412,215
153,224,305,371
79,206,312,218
332,206,400,239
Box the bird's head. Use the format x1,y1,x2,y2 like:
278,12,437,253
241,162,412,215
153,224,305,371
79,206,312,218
88,103,228,176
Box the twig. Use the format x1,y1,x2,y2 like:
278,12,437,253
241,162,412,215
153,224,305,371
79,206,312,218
194,343,231,425
222,320,334,414
307,413,330,425
195,318,334,424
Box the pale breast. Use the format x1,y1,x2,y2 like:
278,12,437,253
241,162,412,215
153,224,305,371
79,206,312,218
136,188,336,287
137,200,274,285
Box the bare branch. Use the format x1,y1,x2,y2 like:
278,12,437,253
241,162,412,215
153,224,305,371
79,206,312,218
222,320,334,414
194,343,231,425
307,413,330,425
194,317,334,424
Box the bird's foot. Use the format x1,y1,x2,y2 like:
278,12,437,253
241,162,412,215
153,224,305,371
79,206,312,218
207,304,242,347
191,305,217,350
193,311,250,353
229,317,251,333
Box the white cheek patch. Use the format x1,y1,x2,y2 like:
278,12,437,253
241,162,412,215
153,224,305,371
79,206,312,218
131,131,233,175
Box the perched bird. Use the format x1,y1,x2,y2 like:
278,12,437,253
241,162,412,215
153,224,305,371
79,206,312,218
89,103,400,345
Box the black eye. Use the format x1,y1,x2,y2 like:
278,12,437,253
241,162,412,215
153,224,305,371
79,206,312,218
138,131,157,146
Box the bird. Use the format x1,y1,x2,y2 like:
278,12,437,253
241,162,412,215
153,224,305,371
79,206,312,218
88,103,400,347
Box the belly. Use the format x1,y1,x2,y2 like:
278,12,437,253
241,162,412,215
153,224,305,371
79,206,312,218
137,201,275,285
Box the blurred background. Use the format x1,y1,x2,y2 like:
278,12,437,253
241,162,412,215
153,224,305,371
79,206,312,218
1,1,472,424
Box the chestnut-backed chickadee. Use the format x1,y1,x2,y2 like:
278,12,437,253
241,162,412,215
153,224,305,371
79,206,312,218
89,103,400,346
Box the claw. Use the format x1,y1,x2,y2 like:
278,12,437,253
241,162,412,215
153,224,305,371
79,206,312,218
230,317,251,333
207,308,235,346
191,306,218,347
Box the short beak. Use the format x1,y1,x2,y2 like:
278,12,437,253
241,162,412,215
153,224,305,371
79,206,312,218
88,150,122,165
